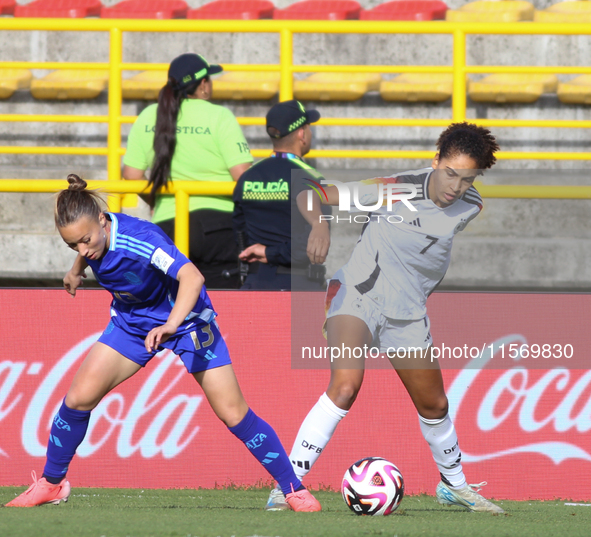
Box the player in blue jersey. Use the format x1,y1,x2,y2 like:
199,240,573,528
5,174,320,512
267,123,506,514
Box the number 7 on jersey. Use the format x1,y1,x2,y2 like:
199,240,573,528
420,235,439,254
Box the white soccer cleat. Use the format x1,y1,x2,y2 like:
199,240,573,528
265,486,290,511
436,481,504,514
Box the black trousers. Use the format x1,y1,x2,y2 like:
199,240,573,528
157,209,240,290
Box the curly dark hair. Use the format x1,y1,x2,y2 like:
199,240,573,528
436,122,499,170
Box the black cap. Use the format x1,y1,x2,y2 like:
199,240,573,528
266,100,321,139
168,53,222,91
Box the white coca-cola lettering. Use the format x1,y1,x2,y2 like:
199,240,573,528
112,350,201,459
22,334,99,456
0,361,27,456
476,368,527,431
81,393,126,456
479,368,591,434
4,329,591,472
0,361,25,422
554,370,591,433
517,369,570,432
448,335,591,464
17,333,202,459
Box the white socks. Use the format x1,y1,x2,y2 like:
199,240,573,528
418,413,467,489
287,396,466,488
289,393,348,480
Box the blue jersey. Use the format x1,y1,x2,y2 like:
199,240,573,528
85,213,215,336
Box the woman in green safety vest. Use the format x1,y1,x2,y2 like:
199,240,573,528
123,53,253,289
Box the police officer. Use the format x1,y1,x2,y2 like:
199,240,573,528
232,100,330,290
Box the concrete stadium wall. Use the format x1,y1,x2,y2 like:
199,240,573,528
2,168,589,291
1,24,590,289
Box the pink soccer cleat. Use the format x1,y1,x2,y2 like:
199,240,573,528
5,471,71,507
285,486,322,512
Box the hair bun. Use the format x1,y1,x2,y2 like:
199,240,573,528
67,174,87,191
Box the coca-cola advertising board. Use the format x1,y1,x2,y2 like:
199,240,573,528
0,289,589,500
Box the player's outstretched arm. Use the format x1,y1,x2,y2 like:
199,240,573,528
296,190,330,264
320,185,339,205
145,263,204,352
63,254,88,298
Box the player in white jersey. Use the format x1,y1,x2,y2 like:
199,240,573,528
332,166,482,322
267,123,505,513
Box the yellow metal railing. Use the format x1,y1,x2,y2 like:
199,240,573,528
2,20,591,205
0,180,234,257
2,19,591,233
2,179,591,257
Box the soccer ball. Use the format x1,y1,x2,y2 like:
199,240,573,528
341,457,404,516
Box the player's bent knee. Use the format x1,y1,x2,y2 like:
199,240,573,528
417,396,449,419
215,405,249,428
64,392,100,412
328,382,361,410
219,414,245,428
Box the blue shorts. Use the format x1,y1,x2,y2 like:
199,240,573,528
98,318,232,374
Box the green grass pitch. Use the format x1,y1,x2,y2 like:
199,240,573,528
1,487,590,537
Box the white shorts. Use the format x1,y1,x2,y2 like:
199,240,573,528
324,280,433,353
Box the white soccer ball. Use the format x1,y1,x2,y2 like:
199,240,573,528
341,457,404,516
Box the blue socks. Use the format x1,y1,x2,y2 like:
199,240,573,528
43,400,90,483
229,408,303,496
42,402,302,496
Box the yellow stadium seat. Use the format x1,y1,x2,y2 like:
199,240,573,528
534,1,591,23
123,71,280,101
468,74,558,103
31,69,109,100
212,71,280,100
380,73,453,102
293,73,382,102
446,1,534,22
122,71,167,100
557,75,591,104
0,69,32,99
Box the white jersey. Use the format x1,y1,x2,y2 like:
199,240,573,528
333,168,482,320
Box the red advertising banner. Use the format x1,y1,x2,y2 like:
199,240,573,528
0,289,590,500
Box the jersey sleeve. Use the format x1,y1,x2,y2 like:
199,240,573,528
123,105,156,170
215,107,254,170
149,241,191,280
462,185,483,212
130,225,191,280
461,188,483,230
356,178,383,205
348,174,423,210
465,207,481,226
